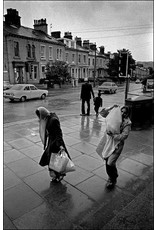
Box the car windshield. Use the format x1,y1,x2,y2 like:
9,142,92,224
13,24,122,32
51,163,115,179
10,85,23,90
103,83,111,86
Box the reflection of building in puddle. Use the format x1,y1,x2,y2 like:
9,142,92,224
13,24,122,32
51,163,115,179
79,116,91,140
92,117,103,137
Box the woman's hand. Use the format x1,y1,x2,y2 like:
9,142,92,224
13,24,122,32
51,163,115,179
107,131,113,137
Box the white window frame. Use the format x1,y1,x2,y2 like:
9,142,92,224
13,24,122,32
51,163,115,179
40,45,46,59
49,46,53,60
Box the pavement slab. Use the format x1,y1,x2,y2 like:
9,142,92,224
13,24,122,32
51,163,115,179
3,114,154,229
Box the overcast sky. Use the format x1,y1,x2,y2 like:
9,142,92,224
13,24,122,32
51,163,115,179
3,1,153,62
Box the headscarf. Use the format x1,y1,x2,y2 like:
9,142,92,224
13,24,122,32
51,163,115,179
35,107,50,148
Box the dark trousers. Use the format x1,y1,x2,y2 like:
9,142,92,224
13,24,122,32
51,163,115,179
81,99,90,115
94,106,100,114
105,143,123,182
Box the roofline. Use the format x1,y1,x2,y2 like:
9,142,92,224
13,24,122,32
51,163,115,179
4,32,65,46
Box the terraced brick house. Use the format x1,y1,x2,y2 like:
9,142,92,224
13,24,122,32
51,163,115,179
53,32,89,87
3,8,65,84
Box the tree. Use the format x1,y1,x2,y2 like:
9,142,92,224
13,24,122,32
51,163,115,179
45,61,70,87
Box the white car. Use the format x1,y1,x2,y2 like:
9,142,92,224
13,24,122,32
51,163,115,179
98,82,118,94
3,81,13,90
3,84,48,102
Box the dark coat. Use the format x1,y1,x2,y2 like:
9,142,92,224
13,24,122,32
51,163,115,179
80,82,95,100
39,113,70,167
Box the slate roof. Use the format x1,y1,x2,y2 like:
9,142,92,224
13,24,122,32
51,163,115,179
3,22,64,46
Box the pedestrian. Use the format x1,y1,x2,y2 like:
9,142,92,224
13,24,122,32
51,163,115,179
105,105,131,189
94,92,103,116
80,78,95,116
35,106,71,182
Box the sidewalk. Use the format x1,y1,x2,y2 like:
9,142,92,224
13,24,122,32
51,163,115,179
4,114,154,229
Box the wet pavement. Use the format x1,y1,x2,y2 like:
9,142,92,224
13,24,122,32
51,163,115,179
3,113,154,229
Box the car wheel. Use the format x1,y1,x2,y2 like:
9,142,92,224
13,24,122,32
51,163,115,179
110,89,112,94
20,96,26,102
10,99,14,102
41,94,46,99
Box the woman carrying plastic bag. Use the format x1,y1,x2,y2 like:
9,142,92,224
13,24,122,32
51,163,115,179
96,105,132,189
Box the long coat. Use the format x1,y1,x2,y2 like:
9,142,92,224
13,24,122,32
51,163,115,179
39,113,70,167
80,82,94,100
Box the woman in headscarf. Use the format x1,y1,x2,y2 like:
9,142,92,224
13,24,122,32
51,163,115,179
35,107,71,182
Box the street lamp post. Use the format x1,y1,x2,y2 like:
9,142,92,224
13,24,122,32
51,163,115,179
93,43,96,87
125,51,129,101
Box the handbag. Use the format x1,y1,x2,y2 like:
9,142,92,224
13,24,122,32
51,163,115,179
49,150,69,173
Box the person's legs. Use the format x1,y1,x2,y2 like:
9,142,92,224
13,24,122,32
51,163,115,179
81,99,85,115
86,99,90,115
105,146,123,188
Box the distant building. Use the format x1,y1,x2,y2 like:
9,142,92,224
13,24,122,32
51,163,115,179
134,65,149,80
3,8,65,84
3,8,110,86
52,32,89,87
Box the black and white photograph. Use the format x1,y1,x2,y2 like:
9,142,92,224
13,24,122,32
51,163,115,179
3,1,154,229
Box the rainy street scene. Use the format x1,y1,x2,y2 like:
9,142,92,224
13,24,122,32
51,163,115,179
3,1,154,230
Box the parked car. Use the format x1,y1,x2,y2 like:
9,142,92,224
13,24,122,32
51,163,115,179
146,79,154,90
98,82,118,94
3,84,48,102
3,81,13,90
135,79,141,84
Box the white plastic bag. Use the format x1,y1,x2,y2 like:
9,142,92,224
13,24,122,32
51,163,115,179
65,158,76,173
106,107,122,134
49,150,69,173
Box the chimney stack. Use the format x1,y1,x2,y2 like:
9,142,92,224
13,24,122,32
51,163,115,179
51,31,61,39
4,8,21,27
75,37,82,46
64,32,72,40
83,40,90,49
33,18,48,34
99,46,105,54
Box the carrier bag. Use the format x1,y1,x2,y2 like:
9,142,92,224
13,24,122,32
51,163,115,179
105,107,122,134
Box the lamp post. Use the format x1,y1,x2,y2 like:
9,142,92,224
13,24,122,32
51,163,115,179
93,43,96,87
125,51,129,101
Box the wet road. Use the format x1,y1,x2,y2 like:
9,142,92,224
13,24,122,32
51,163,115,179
3,82,142,124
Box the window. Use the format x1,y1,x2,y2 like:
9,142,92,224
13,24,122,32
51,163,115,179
14,41,19,57
34,66,37,79
40,45,46,59
41,66,45,73
27,44,31,58
84,55,86,64
60,49,62,60
49,46,53,60
72,54,75,63
24,86,30,90
88,58,90,65
30,85,37,90
57,48,59,60
92,59,94,66
65,53,68,62
72,68,74,77
32,45,35,59
78,54,81,63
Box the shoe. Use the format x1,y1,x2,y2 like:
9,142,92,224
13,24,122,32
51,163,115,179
80,114,85,116
86,114,90,116
106,178,116,189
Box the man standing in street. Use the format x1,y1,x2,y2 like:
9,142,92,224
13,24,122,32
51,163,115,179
80,78,95,116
